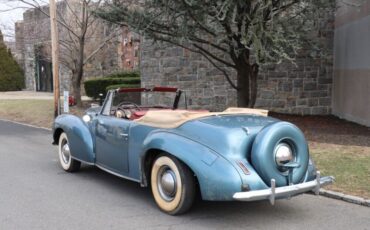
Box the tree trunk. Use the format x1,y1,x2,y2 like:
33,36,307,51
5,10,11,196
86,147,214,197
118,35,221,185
71,38,85,108
236,63,259,108
236,64,250,107
71,54,84,107
250,63,259,107
71,70,82,107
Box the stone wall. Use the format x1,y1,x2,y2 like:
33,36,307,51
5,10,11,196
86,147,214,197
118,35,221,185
140,39,237,112
14,21,24,69
140,17,334,114
20,2,68,91
255,56,333,115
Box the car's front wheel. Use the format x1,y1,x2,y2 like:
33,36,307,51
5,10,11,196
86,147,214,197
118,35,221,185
58,132,81,172
150,154,195,215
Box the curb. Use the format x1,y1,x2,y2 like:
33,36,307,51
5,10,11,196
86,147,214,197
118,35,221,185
319,189,370,207
0,118,52,131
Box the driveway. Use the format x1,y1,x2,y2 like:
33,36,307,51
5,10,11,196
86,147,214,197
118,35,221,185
0,120,369,230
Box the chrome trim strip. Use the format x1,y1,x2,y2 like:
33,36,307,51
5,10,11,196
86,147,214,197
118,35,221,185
233,172,334,204
95,164,141,183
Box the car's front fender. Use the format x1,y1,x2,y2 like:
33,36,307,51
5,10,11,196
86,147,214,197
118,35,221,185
141,131,244,201
53,114,95,164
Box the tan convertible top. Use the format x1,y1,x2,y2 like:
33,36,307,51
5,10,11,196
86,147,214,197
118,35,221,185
134,107,268,128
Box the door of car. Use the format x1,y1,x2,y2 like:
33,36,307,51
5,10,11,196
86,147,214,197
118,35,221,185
95,92,130,174
95,115,130,173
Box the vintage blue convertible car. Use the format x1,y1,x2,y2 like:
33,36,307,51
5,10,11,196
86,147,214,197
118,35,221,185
52,86,334,215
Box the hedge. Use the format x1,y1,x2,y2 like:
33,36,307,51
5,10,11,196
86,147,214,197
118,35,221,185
105,71,140,79
84,77,140,99
106,83,141,91
0,44,24,91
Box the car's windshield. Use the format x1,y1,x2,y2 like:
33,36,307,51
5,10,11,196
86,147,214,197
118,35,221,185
112,90,187,110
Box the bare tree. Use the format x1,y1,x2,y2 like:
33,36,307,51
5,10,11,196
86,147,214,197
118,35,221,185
5,0,121,106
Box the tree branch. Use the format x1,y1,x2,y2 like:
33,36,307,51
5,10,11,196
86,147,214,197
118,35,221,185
83,27,120,65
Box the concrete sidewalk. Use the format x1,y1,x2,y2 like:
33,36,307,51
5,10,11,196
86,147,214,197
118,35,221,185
0,91,91,101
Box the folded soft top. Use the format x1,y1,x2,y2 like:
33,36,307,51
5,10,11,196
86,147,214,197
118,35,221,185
134,107,268,128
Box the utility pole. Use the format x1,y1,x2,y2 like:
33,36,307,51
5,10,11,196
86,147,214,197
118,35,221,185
49,0,60,118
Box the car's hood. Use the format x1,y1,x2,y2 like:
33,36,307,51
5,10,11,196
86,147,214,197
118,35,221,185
174,115,278,159
85,106,102,115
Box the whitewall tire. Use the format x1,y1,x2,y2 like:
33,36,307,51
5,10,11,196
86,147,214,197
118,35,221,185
58,132,81,172
151,154,195,215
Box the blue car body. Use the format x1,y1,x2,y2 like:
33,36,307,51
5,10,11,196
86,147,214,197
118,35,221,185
52,89,333,203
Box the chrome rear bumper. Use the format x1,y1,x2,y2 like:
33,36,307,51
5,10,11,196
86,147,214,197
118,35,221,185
233,171,335,205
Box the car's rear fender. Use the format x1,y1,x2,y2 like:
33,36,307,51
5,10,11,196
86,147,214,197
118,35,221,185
53,114,95,164
141,131,244,201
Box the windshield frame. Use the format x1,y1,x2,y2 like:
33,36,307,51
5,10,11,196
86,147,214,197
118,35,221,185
109,87,187,110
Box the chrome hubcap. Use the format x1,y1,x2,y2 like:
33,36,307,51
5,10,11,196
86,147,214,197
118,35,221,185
157,166,177,201
275,142,294,170
61,140,70,164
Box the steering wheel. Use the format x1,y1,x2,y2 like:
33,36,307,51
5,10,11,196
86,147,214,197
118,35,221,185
116,101,141,110
115,102,141,119
115,108,126,119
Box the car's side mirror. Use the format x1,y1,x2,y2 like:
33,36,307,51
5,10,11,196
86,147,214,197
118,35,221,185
99,93,104,106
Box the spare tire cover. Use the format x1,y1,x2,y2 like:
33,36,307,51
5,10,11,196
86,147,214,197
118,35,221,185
251,121,309,187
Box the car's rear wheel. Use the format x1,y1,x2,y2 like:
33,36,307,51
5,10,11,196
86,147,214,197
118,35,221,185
58,132,81,172
150,154,195,215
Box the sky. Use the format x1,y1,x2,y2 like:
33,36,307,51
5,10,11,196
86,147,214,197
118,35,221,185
0,1,26,41
0,0,48,41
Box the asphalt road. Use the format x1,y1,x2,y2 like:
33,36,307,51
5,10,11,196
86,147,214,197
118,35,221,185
0,120,369,230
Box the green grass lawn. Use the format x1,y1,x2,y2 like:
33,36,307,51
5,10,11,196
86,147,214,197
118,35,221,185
310,142,370,199
0,100,54,128
0,99,86,128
